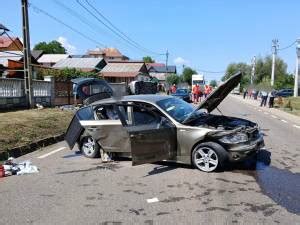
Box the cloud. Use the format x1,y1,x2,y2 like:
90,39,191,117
57,36,76,54
173,57,189,65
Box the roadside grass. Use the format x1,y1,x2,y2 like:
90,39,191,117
275,97,300,116
0,108,73,153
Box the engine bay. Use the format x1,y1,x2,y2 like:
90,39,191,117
188,114,256,130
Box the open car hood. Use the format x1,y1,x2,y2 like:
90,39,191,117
182,72,242,124
198,72,241,113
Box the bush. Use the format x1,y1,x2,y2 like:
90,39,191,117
36,68,99,81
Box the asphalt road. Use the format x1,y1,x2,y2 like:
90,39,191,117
0,95,299,225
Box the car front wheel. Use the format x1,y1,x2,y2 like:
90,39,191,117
80,136,100,158
192,142,227,172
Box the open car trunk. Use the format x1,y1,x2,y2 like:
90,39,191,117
71,78,113,105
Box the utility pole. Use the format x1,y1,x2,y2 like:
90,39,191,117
251,56,256,85
21,0,33,108
271,39,279,86
294,39,300,97
165,49,169,71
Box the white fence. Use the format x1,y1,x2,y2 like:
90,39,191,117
0,78,51,97
0,78,23,97
33,80,51,97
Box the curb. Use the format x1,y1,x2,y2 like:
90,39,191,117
0,134,65,161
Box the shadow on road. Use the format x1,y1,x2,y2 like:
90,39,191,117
224,149,271,172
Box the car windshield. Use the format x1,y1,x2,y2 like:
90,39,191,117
157,97,195,122
176,89,188,94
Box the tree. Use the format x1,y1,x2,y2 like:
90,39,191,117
209,80,217,87
182,67,197,85
223,56,292,91
223,62,251,90
254,56,290,89
143,56,155,63
166,73,180,85
33,40,66,54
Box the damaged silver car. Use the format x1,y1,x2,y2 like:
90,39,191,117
65,72,264,172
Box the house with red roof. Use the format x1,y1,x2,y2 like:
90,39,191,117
99,61,150,83
86,47,129,61
0,36,23,51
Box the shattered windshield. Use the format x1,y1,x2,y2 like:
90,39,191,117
157,97,195,122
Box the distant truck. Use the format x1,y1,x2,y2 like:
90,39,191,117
192,74,205,87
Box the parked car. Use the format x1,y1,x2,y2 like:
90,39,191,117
275,88,294,97
71,78,113,105
171,88,191,102
65,72,264,172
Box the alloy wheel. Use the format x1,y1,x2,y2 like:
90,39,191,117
194,147,219,172
82,137,96,157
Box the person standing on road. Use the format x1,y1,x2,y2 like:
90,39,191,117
204,85,210,98
268,90,275,108
171,84,177,94
198,85,203,102
253,89,258,100
249,88,252,99
243,88,248,99
260,90,268,107
192,84,200,103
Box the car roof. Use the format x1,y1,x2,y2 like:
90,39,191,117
91,94,173,105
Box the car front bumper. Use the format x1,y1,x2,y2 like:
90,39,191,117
226,134,265,162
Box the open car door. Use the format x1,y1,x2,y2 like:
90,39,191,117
120,103,177,166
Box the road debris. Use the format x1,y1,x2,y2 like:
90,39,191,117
0,164,4,178
1,157,39,176
147,197,159,203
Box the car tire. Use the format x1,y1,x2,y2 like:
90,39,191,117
80,136,100,158
192,142,228,172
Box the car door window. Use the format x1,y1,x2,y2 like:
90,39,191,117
95,104,119,120
77,106,95,120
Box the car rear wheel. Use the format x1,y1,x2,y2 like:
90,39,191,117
80,136,100,158
192,142,227,172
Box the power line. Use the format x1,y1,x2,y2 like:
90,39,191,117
195,68,226,74
50,0,150,56
278,40,296,51
83,0,164,56
51,0,112,43
29,2,106,47
76,0,164,56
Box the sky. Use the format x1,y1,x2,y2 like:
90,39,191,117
1,0,300,81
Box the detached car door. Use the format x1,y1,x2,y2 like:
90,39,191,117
121,102,177,166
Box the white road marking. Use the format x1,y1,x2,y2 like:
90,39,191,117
37,147,66,159
271,115,277,119
293,125,300,129
281,119,288,123
147,197,159,203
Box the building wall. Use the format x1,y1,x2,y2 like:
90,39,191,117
104,77,135,84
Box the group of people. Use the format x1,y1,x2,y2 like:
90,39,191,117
167,84,213,103
243,88,276,108
192,84,212,103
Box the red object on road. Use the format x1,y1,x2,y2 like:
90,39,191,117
0,165,5,178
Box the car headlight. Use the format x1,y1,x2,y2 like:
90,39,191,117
219,133,248,144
